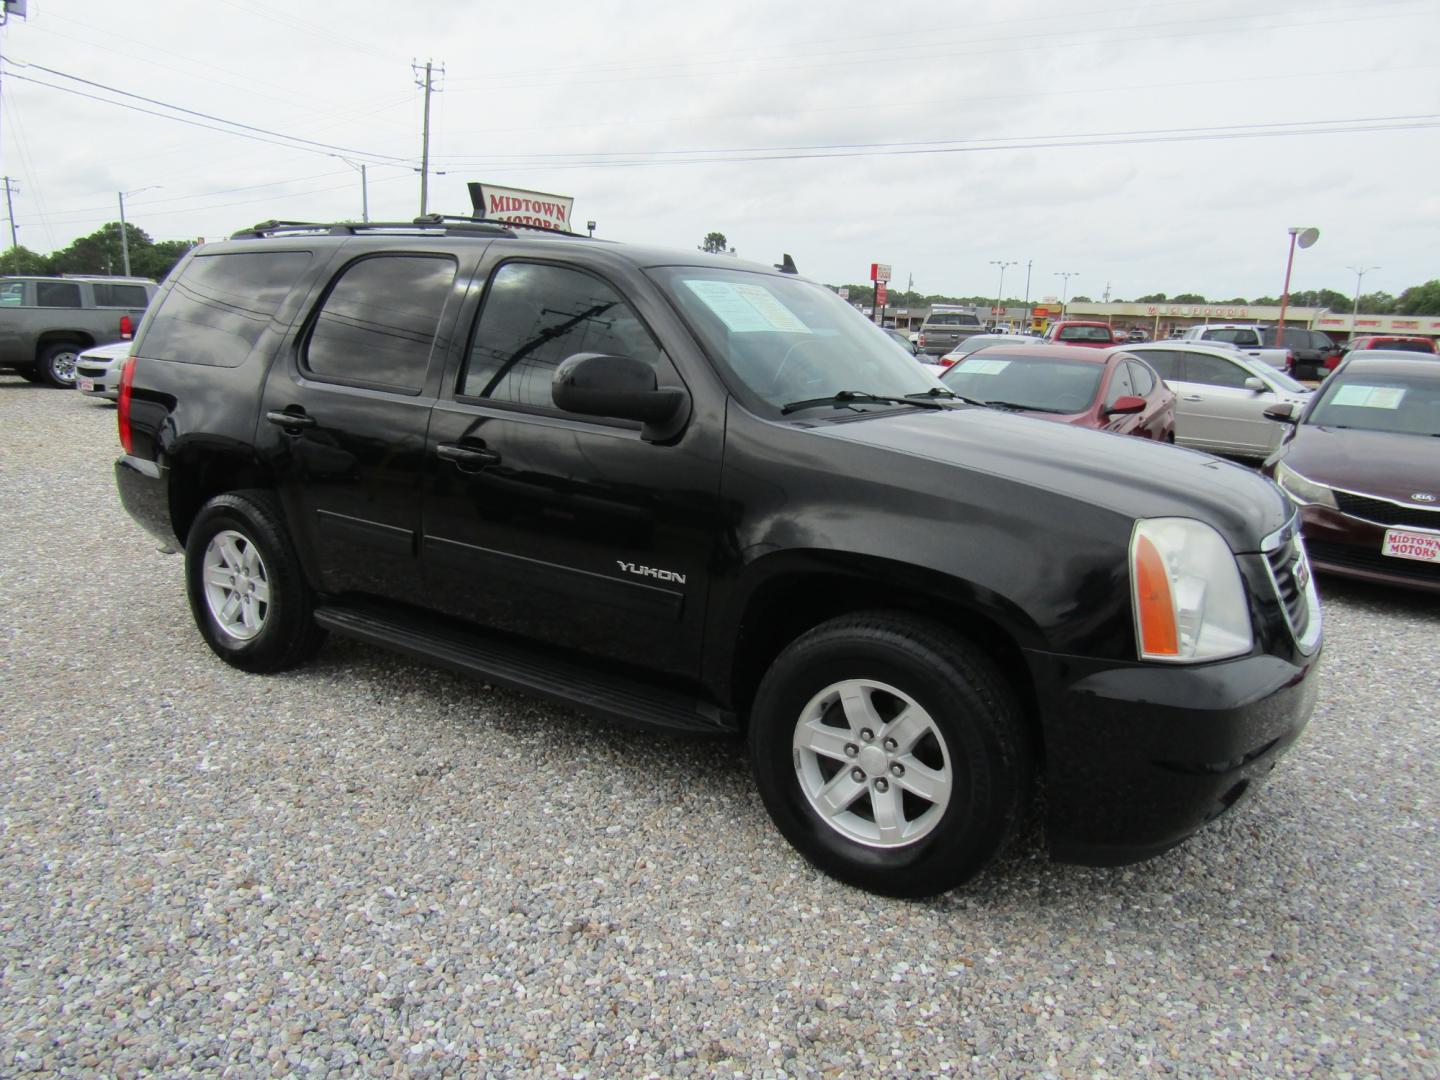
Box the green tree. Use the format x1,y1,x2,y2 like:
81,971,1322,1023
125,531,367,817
1394,280,1440,315
1134,293,1167,303
1172,293,1206,304
1072,294,1093,303
1,245,53,274
1359,291,1396,314
699,231,728,254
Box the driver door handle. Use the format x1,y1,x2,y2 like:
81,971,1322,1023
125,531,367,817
437,442,501,468
266,409,317,431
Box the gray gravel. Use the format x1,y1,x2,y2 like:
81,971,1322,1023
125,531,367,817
1,375,1436,1078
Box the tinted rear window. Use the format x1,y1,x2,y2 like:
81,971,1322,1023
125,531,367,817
1056,325,1113,343
926,313,980,326
1365,338,1435,353
93,283,151,308
36,281,82,308
141,251,312,367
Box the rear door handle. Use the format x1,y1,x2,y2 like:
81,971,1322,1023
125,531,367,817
437,442,501,469
1182,395,1204,402
266,409,317,431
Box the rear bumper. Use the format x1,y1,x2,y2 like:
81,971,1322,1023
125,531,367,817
1027,646,1320,866
115,455,181,550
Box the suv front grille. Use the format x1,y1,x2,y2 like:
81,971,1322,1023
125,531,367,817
1333,490,1440,530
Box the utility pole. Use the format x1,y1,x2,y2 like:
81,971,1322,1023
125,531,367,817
1055,272,1078,319
2,176,19,272
1346,264,1378,338
334,157,370,222
990,260,1016,330
118,191,131,277
413,59,444,216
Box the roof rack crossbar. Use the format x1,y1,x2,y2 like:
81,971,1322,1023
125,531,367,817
228,216,587,241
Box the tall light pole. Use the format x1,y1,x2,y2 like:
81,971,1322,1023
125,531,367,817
1276,226,1319,337
1055,271,1078,319
1346,264,1378,337
117,186,161,277
990,260,1016,330
1022,259,1033,332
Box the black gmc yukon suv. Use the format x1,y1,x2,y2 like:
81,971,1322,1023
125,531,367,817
115,218,1322,897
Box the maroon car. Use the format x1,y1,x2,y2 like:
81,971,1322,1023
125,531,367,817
940,344,1175,441
1263,355,1440,591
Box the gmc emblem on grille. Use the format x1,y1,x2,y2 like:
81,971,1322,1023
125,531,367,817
1410,492,1436,503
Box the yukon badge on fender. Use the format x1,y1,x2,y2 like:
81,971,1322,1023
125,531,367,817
617,561,687,585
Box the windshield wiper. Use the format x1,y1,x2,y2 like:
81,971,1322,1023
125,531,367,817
780,390,946,415
980,399,1065,413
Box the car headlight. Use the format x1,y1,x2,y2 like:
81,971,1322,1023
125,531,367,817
1130,518,1254,663
1273,461,1337,509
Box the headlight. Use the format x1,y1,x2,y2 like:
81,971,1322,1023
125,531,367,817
1130,518,1253,663
1273,461,1337,509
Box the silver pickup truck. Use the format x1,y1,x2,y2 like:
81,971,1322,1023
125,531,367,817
1179,323,1292,374
0,275,157,387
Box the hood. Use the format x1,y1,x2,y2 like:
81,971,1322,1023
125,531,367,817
1281,425,1440,502
809,405,1291,552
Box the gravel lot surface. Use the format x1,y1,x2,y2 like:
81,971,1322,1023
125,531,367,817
1,377,1436,1078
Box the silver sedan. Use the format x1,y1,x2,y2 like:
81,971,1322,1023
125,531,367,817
73,341,133,400
1117,340,1312,459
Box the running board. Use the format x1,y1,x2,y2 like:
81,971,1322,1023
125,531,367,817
314,602,734,736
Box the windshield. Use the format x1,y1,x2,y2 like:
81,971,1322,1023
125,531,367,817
1362,338,1434,354
654,267,944,412
1260,365,1309,393
1307,368,1440,436
940,351,1104,413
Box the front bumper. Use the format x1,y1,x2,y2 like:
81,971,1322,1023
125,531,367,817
1297,503,1440,593
1027,645,1320,866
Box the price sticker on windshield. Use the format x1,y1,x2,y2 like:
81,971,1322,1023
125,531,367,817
1331,384,1406,409
963,359,1011,376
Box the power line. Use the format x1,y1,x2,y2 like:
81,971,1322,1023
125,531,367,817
1,61,415,165
433,113,1440,168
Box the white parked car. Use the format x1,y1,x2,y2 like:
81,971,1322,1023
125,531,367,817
1118,340,1312,459
936,333,1042,368
73,341,132,399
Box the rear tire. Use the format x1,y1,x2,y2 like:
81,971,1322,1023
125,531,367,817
37,343,83,388
748,612,1032,898
184,491,326,673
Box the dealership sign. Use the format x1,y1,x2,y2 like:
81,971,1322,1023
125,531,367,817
1146,305,1251,319
468,182,575,232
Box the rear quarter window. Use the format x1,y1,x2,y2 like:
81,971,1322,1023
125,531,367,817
140,251,313,368
93,283,152,308
36,281,82,308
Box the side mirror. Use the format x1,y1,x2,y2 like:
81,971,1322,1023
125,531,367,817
552,353,689,440
1264,402,1299,425
1244,377,1266,393
1106,394,1146,415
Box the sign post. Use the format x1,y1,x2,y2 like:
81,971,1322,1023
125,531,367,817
870,263,891,325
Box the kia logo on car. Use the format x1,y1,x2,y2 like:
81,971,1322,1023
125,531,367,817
1411,493,1437,503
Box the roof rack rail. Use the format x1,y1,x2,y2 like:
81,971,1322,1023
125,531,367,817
229,216,583,241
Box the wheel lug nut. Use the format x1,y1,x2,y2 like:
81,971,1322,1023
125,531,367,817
883,737,898,751
860,728,874,742
844,743,859,758
890,763,904,777
874,778,889,793
850,767,865,783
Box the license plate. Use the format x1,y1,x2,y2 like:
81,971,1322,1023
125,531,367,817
77,377,95,392
1382,528,1440,564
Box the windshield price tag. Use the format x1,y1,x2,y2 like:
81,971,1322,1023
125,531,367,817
683,280,810,334
964,359,1011,376
1331,384,1406,409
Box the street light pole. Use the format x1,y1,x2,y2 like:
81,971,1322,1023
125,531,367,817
990,260,1016,330
1346,264,1378,337
1022,259,1033,331
1055,271,1078,319
334,157,370,222
1276,226,1319,338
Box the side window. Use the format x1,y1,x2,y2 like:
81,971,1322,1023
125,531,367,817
1184,351,1249,389
142,251,313,368
0,282,24,306
36,281,82,308
1131,349,1180,382
1126,360,1156,396
462,261,661,409
1104,363,1136,406
305,255,456,393
93,283,151,308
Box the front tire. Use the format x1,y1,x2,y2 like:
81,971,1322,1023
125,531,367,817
749,613,1032,898
37,343,82,388
184,491,326,673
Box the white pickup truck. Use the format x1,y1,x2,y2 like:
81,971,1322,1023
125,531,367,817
1179,324,1292,373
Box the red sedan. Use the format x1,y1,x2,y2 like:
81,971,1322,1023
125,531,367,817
940,344,1175,441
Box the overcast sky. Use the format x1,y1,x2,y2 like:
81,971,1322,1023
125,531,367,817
2,0,1437,303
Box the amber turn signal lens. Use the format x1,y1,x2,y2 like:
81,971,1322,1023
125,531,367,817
1134,532,1179,657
